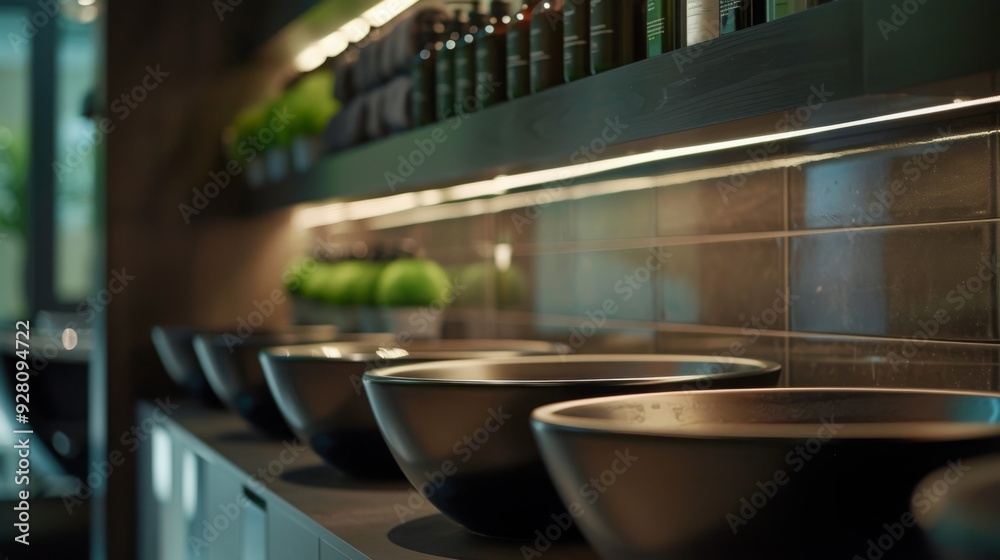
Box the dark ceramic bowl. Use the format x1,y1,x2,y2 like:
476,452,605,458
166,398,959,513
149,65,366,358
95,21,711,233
152,325,221,406
913,454,1000,560
260,339,567,478
192,325,354,438
364,355,781,538
531,388,1000,560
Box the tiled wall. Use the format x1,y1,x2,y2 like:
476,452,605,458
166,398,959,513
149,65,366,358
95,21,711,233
310,111,1000,391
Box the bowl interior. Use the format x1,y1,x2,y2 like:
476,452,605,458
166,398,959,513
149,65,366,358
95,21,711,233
535,388,1000,440
364,355,780,384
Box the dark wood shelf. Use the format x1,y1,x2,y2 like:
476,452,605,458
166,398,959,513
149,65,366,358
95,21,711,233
243,0,1000,214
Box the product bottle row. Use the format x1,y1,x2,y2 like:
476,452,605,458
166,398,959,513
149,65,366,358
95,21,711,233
411,0,831,125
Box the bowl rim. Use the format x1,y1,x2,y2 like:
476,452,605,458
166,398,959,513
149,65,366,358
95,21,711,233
530,387,1000,441
361,354,782,387
260,339,569,363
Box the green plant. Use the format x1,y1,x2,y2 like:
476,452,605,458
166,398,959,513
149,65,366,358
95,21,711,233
0,128,28,234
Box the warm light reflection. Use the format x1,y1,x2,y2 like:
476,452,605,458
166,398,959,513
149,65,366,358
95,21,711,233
362,0,419,27
295,95,1000,230
294,43,327,72
494,243,513,272
61,328,78,350
320,31,349,58
340,17,371,42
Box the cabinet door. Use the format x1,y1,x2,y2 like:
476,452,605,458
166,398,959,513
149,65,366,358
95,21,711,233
269,504,319,559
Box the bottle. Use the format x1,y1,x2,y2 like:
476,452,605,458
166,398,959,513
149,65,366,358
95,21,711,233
506,3,536,100
530,0,565,94
475,1,513,108
685,0,720,46
589,0,645,74
411,23,445,126
767,0,826,21
646,0,680,56
435,10,467,120
563,0,589,82
720,0,765,35
454,4,488,113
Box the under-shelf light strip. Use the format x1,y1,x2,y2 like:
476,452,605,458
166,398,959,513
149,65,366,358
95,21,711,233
296,95,1000,230
295,0,420,72
355,128,991,232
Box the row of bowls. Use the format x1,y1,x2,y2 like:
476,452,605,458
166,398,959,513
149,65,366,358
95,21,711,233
152,325,1000,559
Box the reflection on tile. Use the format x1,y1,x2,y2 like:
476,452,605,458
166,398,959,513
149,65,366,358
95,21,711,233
495,320,657,354
659,238,786,329
574,249,661,322
788,336,999,391
657,170,785,236
575,189,656,241
655,331,788,385
496,199,575,246
791,222,999,339
790,117,995,230
532,252,575,316
421,215,490,252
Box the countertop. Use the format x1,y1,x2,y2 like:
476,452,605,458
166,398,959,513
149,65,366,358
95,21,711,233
149,400,600,560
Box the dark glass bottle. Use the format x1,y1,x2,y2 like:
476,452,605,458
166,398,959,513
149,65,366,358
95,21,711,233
589,0,645,74
475,1,513,108
506,3,536,100
454,5,488,113
530,0,565,94
720,0,766,35
563,0,589,82
410,23,445,127
435,11,467,120
646,0,680,56
767,0,827,20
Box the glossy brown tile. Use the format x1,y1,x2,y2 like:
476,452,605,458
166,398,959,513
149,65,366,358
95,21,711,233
575,189,657,241
789,117,996,230
657,169,785,236
787,336,999,391
574,248,664,322
658,238,787,329
790,222,999,339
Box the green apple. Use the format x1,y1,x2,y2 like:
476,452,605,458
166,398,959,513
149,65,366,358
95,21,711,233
375,258,451,307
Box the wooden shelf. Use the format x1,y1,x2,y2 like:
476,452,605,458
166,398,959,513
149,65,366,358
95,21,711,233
243,0,1000,214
